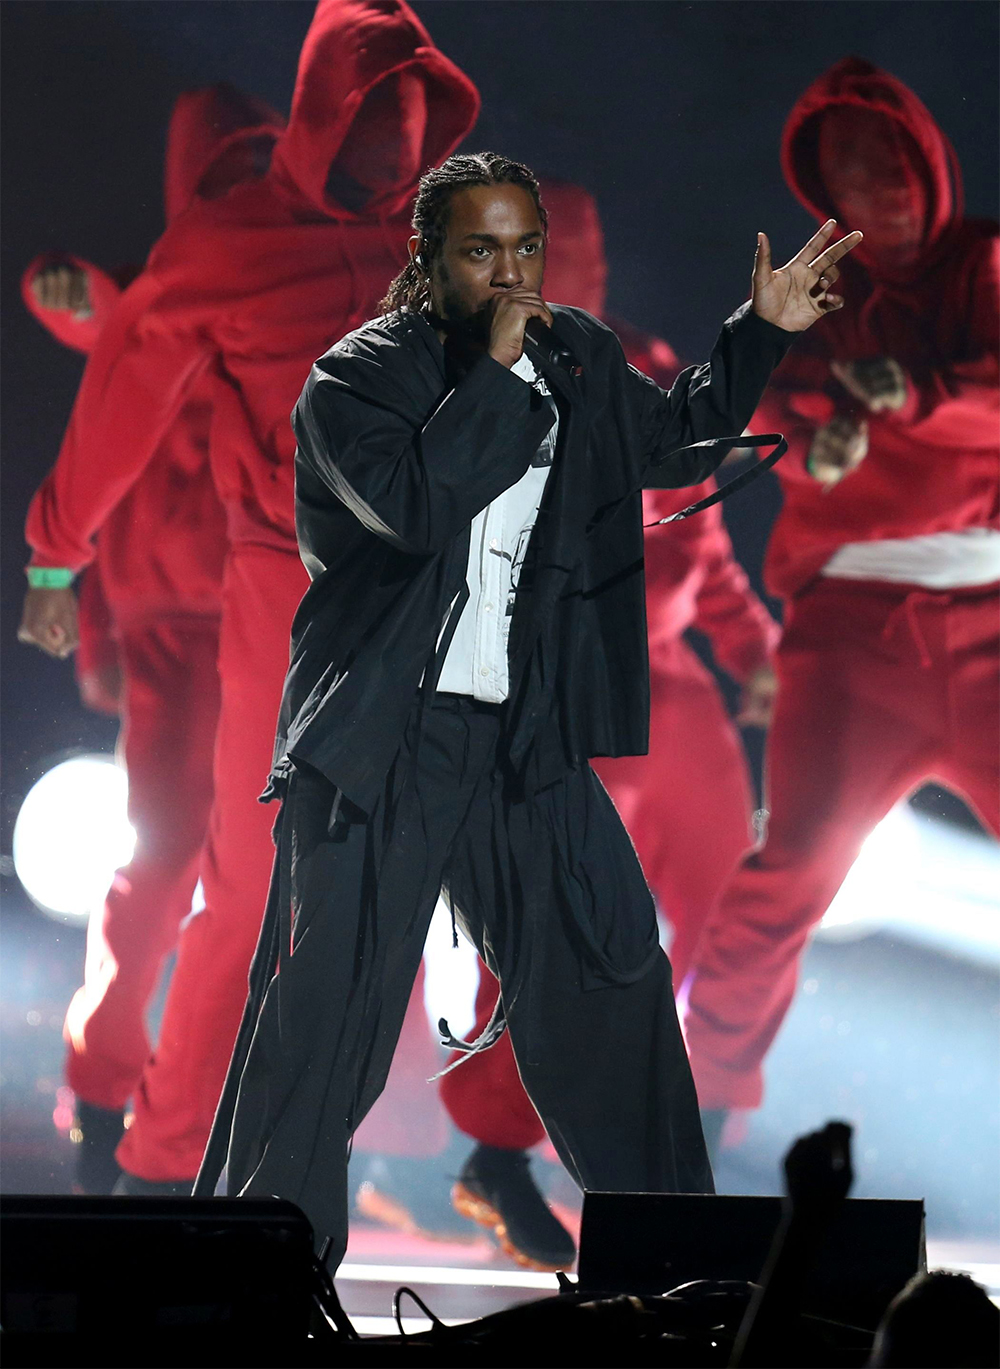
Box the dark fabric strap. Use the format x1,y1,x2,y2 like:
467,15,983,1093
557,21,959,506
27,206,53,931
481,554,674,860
645,432,787,526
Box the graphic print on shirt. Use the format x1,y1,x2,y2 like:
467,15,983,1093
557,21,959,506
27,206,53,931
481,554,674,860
506,376,558,632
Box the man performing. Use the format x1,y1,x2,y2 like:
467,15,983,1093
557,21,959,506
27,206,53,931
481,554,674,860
432,181,781,1269
682,58,999,1140
18,83,283,1194
195,151,859,1269
19,0,479,1194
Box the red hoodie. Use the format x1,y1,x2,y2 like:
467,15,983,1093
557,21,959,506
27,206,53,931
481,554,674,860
22,84,286,620
753,57,999,599
542,180,779,681
25,0,479,570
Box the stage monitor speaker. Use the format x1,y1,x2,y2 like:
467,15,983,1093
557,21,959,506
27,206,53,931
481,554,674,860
0,1195,314,1340
578,1192,925,1331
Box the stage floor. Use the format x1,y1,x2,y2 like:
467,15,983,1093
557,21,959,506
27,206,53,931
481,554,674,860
1,883,997,1330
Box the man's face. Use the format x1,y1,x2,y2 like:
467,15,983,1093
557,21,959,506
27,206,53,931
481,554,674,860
425,183,546,339
818,108,927,268
328,70,429,212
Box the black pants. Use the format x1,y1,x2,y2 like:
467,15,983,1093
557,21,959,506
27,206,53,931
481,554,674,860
198,695,712,1268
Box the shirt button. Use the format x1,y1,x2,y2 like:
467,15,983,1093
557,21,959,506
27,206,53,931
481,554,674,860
489,539,498,549
480,666,489,677
484,603,494,613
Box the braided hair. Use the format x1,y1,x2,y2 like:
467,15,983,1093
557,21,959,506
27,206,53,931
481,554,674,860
380,151,548,314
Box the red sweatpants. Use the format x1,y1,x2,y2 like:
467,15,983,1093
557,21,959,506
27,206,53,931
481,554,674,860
117,543,308,1180
684,578,1000,1111
440,638,756,1150
65,616,220,1109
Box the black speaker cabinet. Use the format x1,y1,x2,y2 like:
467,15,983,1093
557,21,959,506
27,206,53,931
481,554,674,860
578,1192,925,1331
0,1195,314,1339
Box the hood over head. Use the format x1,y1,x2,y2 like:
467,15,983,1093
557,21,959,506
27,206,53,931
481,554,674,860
781,57,963,277
270,0,479,220
164,83,286,223
539,179,608,316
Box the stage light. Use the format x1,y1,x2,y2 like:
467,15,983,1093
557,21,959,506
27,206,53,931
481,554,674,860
819,801,1000,964
422,896,480,1040
12,754,135,924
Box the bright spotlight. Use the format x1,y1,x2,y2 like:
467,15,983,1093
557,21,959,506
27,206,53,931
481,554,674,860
819,800,1000,964
12,754,135,924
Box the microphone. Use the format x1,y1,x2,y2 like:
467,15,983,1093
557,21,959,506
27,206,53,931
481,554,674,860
523,318,582,376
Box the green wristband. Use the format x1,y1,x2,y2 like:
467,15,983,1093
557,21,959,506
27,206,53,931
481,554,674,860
27,566,75,590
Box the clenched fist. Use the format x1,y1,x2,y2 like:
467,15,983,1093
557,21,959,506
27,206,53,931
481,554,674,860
31,263,92,318
831,357,909,412
807,414,869,488
18,587,80,659
488,289,553,369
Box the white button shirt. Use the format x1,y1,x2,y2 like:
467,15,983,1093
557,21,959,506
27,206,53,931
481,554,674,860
437,353,559,702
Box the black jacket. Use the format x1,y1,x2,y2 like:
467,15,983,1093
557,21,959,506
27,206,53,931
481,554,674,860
277,303,792,811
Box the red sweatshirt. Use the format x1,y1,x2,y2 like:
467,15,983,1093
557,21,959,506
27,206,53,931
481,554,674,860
22,84,286,620
542,180,779,681
25,0,478,571
752,57,999,599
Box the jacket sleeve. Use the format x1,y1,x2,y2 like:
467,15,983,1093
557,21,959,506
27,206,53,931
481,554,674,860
25,271,213,571
294,349,557,555
21,254,125,356
633,304,795,489
689,505,781,681
745,346,835,483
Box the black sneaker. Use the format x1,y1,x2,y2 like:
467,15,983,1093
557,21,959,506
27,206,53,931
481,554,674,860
353,1153,480,1242
452,1144,577,1272
113,1171,193,1197
72,1101,125,1195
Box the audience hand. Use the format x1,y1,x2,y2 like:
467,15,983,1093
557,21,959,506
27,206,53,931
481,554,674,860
783,1121,854,1214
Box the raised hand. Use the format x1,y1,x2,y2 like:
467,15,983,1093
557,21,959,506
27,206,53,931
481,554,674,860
831,357,909,412
783,1121,854,1213
31,263,92,318
752,220,862,333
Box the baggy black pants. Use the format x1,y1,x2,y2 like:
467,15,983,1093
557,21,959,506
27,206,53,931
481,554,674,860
197,694,713,1268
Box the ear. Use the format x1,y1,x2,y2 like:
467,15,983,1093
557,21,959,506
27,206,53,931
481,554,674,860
408,235,424,269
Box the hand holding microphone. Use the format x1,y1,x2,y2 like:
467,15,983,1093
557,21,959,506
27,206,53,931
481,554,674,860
488,289,554,369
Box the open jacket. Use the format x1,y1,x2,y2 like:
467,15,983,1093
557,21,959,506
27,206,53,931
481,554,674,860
540,180,779,681
279,302,792,812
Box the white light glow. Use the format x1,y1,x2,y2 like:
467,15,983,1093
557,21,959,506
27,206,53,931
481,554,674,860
422,896,480,1039
13,754,135,924
819,802,1000,964
337,1262,560,1290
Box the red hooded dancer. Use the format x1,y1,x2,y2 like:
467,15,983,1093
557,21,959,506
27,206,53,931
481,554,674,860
20,0,479,1192
681,58,999,1147
19,83,284,1194
432,182,781,1269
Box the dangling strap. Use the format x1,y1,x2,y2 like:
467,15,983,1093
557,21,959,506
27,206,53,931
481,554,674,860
645,432,787,525
429,993,508,1081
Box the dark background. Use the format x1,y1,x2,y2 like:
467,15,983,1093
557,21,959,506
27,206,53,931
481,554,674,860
2,0,998,840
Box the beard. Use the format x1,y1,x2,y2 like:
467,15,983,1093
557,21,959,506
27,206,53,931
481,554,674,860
434,267,493,345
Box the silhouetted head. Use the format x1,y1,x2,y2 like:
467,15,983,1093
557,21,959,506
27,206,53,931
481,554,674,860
869,1270,1000,1368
